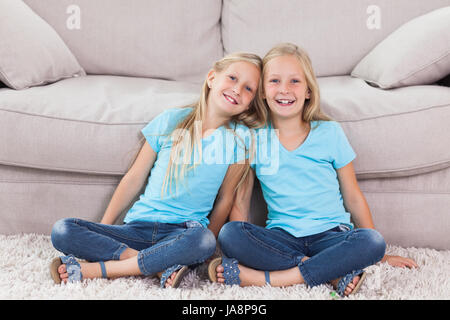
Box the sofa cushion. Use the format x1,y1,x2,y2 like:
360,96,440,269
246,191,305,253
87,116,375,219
351,7,450,89
0,75,199,174
0,0,85,90
1,75,449,178
318,76,450,178
23,0,223,84
221,0,450,77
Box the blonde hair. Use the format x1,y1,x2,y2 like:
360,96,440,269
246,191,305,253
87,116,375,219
261,43,331,124
125,53,262,199
161,52,266,197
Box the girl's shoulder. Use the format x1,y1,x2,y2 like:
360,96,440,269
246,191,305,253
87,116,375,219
311,119,338,129
311,120,344,134
158,106,193,123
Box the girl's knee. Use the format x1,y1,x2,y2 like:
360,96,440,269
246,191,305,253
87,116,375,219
217,221,248,257
192,227,216,257
50,218,75,249
218,221,243,244
360,228,386,261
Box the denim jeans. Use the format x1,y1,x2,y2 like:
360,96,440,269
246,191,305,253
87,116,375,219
218,221,386,287
51,218,216,275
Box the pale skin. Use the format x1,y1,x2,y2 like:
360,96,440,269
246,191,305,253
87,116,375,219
215,54,418,296
57,61,261,286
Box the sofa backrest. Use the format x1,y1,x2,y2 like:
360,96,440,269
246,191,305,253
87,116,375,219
222,0,450,77
23,0,223,83
23,0,449,81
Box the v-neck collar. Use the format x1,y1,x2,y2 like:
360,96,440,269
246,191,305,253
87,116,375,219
270,121,314,153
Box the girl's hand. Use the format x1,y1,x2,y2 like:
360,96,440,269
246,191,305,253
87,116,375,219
382,254,418,268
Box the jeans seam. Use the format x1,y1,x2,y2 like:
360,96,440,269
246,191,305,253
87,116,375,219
298,260,317,287
152,222,158,245
112,243,128,260
75,219,153,246
137,232,186,275
241,223,299,262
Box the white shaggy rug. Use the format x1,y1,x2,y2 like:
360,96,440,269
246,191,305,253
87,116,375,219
1,233,449,300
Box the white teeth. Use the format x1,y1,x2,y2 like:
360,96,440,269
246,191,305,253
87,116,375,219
224,94,237,104
277,99,294,104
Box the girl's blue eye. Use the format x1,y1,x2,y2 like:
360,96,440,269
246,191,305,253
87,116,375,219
246,86,253,92
269,79,279,83
229,75,236,81
291,79,300,83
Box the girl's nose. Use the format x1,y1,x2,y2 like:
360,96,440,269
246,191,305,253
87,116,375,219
279,83,289,94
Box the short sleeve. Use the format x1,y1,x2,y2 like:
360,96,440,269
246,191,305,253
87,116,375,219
331,122,356,169
141,111,172,153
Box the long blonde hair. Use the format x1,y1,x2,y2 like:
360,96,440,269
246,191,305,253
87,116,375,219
262,43,331,124
160,52,266,197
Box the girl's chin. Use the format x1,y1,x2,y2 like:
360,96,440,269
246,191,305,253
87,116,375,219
269,107,303,120
216,103,245,117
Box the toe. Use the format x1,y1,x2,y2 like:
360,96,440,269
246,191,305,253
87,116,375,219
60,272,69,281
58,264,66,273
216,265,224,273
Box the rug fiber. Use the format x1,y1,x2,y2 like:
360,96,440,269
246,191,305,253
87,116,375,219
1,233,449,300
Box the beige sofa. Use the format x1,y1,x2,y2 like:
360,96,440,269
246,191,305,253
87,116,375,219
1,0,449,250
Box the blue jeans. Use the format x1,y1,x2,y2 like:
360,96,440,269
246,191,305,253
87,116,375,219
51,218,216,275
218,221,386,287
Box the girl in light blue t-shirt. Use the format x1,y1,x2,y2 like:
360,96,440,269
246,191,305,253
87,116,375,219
209,43,418,296
49,52,267,288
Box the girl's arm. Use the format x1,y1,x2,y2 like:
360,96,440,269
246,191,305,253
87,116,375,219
336,162,374,229
100,141,157,225
229,167,255,222
337,162,418,268
208,164,252,237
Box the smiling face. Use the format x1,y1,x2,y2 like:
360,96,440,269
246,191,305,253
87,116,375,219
206,61,260,118
263,54,310,121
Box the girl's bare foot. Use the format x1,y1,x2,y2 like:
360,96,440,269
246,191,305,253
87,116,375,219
215,263,304,287
57,261,102,283
157,270,180,288
215,263,266,286
57,256,141,283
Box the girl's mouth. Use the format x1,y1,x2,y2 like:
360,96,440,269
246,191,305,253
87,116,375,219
275,99,295,106
223,93,238,105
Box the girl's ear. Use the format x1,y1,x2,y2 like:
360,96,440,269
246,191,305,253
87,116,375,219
207,69,216,89
306,88,311,100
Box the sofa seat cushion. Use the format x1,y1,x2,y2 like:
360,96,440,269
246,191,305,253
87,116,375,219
1,75,449,178
318,76,450,178
0,75,199,174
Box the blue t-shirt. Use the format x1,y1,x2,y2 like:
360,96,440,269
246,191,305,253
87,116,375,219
251,120,356,237
124,107,249,227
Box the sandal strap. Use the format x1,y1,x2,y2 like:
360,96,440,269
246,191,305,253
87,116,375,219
222,256,241,286
336,269,364,297
99,261,107,279
60,254,82,283
264,271,271,285
160,264,183,288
